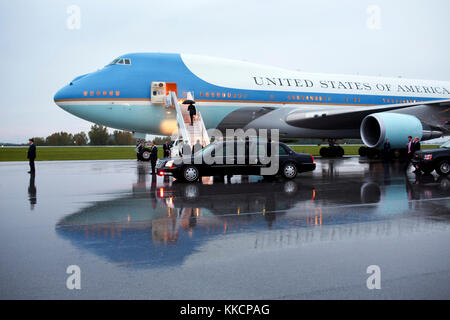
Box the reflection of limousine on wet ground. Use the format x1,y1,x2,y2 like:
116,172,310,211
156,141,316,182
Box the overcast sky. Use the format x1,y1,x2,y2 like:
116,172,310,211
1,0,449,143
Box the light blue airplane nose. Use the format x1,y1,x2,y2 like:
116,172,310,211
54,85,75,113
53,83,97,124
54,85,69,103
54,73,91,108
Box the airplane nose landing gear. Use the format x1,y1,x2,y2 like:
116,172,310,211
136,138,152,161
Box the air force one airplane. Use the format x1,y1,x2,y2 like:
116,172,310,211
54,53,449,157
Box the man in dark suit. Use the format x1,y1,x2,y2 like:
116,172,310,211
27,138,36,173
163,140,170,158
187,103,196,125
193,140,203,154
413,137,421,153
136,139,144,161
412,137,421,172
149,141,158,174
404,136,413,171
181,141,192,156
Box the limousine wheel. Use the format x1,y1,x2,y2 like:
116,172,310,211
183,165,200,182
282,162,298,179
436,160,449,176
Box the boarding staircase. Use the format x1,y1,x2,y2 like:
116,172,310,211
168,91,210,154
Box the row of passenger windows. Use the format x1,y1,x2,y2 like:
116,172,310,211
289,95,332,102
199,92,248,99
83,91,120,97
198,92,334,101
382,98,423,104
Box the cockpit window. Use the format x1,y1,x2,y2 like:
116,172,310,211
107,58,131,66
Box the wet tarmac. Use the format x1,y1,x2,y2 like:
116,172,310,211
0,157,449,299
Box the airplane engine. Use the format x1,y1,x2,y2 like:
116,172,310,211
360,112,442,148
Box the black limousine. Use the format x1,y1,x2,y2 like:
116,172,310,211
156,141,316,182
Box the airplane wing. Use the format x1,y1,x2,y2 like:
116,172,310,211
285,99,450,131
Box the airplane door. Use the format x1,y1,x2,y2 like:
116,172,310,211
150,82,166,104
166,83,177,96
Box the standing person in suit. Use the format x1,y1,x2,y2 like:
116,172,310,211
404,136,413,171
163,140,170,158
187,103,196,125
136,139,144,161
412,137,421,173
27,138,36,174
413,137,421,153
406,136,413,154
193,139,203,154
182,141,192,157
149,141,158,174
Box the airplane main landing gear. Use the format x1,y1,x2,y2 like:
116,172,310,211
358,146,407,161
358,146,381,159
319,139,344,158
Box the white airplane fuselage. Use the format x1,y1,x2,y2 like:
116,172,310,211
54,53,450,147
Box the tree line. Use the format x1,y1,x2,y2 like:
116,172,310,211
30,125,172,146
31,125,135,146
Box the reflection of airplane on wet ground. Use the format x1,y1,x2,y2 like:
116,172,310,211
56,161,450,268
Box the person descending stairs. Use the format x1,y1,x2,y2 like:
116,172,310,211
168,91,210,156
187,102,196,126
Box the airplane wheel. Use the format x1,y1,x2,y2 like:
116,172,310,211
320,147,329,157
358,147,367,157
320,146,342,158
182,165,200,182
436,160,449,176
281,162,298,179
